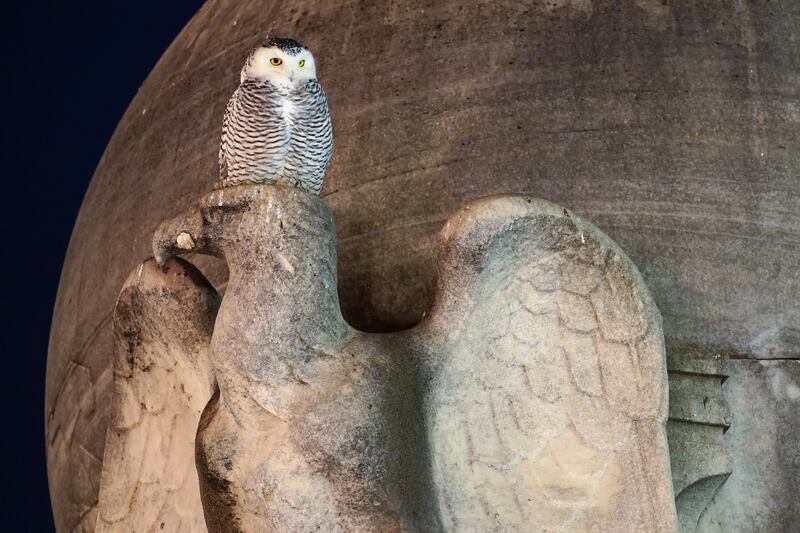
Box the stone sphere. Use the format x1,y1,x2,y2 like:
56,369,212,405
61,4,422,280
47,1,799,530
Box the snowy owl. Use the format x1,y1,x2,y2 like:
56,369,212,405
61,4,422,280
218,37,333,194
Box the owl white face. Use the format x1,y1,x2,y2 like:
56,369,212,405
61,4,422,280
242,45,317,86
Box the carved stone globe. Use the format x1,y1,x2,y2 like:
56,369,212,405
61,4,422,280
47,1,799,531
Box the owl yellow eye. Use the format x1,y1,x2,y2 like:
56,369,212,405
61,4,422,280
299,59,306,67
270,57,282,66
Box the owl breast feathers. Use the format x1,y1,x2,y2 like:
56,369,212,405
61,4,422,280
218,38,333,195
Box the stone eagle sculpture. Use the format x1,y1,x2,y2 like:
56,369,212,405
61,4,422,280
95,184,676,532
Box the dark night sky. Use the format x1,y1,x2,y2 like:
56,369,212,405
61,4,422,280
0,2,204,529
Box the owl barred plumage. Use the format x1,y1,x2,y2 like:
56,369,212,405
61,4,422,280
218,37,333,195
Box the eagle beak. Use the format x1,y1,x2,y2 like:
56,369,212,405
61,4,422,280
152,206,205,267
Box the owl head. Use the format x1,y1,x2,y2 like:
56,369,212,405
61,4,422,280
241,37,318,86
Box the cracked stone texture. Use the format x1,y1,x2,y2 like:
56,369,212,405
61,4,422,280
47,1,799,530
130,185,673,531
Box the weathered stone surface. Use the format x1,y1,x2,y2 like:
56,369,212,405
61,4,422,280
665,344,732,533
154,186,439,531
696,360,800,532
47,1,800,529
96,258,218,532
137,185,674,531
422,195,675,531
667,342,729,379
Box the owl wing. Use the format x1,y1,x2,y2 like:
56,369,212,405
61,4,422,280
220,80,294,187
303,79,334,171
285,80,333,194
423,196,676,532
96,258,219,532
218,94,235,182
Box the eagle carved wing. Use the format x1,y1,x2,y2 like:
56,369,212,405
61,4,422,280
96,258,219,532
423,195,676,532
